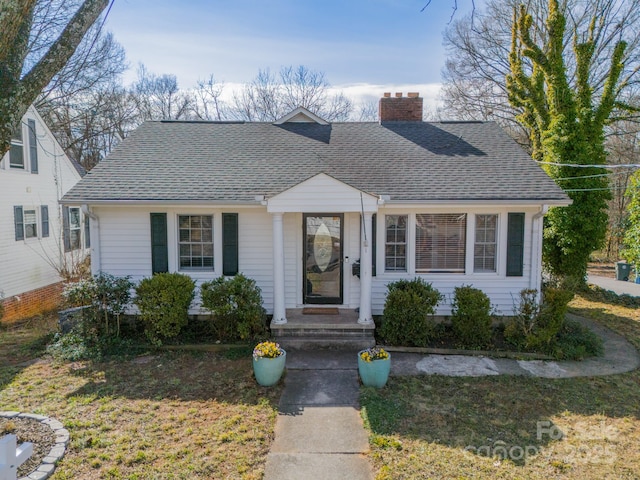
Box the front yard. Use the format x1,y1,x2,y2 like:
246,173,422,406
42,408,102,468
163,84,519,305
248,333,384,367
361,289,640,479
2,285,639,479
0,316,281,479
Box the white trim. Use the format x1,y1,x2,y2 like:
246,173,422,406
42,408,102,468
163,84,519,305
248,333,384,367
272,212,287,324
273,106,329,125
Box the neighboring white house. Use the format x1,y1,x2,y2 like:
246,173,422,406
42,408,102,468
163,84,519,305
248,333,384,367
0,106,88,322
61,93,570,328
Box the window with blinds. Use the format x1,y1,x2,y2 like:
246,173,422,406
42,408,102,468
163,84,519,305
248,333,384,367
416,213,466,273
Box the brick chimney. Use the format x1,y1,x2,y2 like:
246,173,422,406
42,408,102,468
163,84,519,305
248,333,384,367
379,92,423,122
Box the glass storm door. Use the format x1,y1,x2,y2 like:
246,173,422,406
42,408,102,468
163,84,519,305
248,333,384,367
304,214,343,304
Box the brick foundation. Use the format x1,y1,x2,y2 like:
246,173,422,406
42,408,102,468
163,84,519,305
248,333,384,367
1,282,64,323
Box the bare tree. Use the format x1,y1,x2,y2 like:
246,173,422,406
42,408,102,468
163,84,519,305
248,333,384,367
231,66,353,121
604,119,640,258
34,25,130,170
193,75,226,121
131,64,195,121
40,85,138,170
0,0,110,157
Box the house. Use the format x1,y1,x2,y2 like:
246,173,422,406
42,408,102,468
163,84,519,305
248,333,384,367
0,106,88,322
61,92,569,333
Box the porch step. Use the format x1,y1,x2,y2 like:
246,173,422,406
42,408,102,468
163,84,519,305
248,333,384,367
271,309,376,350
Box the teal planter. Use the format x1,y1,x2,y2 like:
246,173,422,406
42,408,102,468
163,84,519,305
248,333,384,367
253,350,286,386
358,352,391,388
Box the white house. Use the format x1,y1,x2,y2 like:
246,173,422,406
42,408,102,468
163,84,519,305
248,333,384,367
61,93,569,334
0,106,88,322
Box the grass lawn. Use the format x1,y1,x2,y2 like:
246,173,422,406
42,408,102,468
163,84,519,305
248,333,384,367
0,315,282,479
361,290,640,479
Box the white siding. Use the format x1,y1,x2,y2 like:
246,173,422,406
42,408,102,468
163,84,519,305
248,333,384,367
267,173,378,213
0,106,82,299
95,206,152,281
371,206,539,316
92,203,543,317
346,213,362,308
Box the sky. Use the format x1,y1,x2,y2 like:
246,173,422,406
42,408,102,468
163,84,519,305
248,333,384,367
104,0,479,109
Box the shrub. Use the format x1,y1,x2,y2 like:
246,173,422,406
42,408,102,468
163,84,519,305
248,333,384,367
134,273,195,344
200,274,267,341
62,273,134,338
450,285,493,347
553,318,604,360
380,278,442,347
505,287,574,349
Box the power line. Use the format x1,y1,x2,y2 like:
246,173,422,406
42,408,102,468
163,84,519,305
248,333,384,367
536,160,640,169
555,172,615,181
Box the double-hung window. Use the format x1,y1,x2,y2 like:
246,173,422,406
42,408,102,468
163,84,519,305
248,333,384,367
23,209,38,238
474,214,498,273
415,214,466,273
385,215,407,271
179,215,213,269
14,206,48,241
9,124,24,169
63,206,82,251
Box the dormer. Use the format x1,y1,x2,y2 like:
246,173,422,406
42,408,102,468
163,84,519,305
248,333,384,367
273,107,329,125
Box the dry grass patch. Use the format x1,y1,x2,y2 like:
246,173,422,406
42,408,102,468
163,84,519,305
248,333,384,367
0,317,282,479
361,290,640,479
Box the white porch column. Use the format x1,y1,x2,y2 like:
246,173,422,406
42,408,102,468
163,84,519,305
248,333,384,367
359,212,374,324
272,212,287,324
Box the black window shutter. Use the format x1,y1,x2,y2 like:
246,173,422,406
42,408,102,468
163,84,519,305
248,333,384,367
150,213,168,274
41,205,49,237
371,214,377,277
222,213,239,276
84,214,91,248
62,206,71,252
14,206,24,241
506,213,525,277
28,119,38,174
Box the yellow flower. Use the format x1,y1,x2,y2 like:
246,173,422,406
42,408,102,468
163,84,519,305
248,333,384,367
360,346,389,362
253,341,283,359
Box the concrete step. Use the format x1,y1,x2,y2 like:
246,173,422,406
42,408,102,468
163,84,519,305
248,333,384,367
277,335,375,350
272,309,376,349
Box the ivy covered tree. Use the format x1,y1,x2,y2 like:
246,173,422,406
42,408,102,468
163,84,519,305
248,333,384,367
506,0,632,284
0,0,109,158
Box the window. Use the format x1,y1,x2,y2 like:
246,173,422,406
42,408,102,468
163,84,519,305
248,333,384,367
179,215,213,269
385,215,407,271
63,206,82,251
416,214,466,273
474,214,498,273
24,209,38,238
9,124,24,169
14,206,46,240
69,208,81,249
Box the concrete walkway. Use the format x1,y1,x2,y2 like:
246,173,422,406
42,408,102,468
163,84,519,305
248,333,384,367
263,314,639,478
588,274,640,297
264,350,373,480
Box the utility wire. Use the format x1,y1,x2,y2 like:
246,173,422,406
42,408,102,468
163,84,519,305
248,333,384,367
536,160,640,169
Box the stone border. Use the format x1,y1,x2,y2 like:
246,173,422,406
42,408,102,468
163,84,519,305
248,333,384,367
0,411,69,480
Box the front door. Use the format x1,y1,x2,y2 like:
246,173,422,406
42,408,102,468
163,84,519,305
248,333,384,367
303,214,343,304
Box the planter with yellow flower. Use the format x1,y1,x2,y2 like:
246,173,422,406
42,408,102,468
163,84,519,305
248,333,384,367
358,346,391,388
252,341,286,386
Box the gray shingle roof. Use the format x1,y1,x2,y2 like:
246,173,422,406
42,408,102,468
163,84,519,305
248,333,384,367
62,120,569,204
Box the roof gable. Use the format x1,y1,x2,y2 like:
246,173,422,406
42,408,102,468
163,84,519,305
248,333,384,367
273,107,329,125
267,173,379,213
